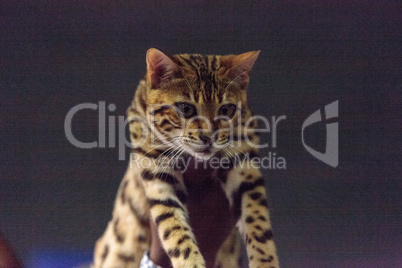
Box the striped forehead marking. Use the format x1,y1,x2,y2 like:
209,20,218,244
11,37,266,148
176,54,223,104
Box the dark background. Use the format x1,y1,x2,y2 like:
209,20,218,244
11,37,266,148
1,1,401,267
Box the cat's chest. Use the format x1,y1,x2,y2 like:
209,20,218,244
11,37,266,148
182,159,231,214
181,160,236,260
182,159,218,197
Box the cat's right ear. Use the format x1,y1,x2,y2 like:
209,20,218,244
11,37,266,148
146,48,179,89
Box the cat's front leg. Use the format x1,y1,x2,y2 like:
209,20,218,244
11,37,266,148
136,156,206,268
93,166,151,268
222,160,279,268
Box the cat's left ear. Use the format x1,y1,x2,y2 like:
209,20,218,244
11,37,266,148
224,50,260,89
146,48,180,89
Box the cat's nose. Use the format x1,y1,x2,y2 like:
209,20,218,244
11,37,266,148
199,134,212,147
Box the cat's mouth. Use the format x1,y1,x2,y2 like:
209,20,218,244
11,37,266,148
187,145,216,160
181,137,220,160
193,150,214,160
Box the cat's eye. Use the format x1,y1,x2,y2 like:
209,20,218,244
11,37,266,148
218,104,237,119
175,102,197,118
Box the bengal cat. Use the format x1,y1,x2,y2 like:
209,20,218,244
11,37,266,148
93,48,279,268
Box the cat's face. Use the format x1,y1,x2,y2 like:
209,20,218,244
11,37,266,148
145,48,259,160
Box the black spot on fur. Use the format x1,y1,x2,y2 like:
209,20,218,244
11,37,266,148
256,247,265,255
173,226,182,231
148,198,184,210
101,245,109,260
163,230,171,240
118,253,135,262
141,170,154,180
158,119,177,128
183,247,191,259
164,225,181,240
249,192,262,200
255,225,263,231
155,212,174,226
258,215,267,221
177,235,191,245
113,218,125,243
167,248,181,258
253,230,273,244
246,216,255,224
149,105,171,116
233,178,265,219
120,180,128,204
260,255,274,263
137,235,147,243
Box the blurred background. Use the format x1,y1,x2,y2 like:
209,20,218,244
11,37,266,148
1,1,401,267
